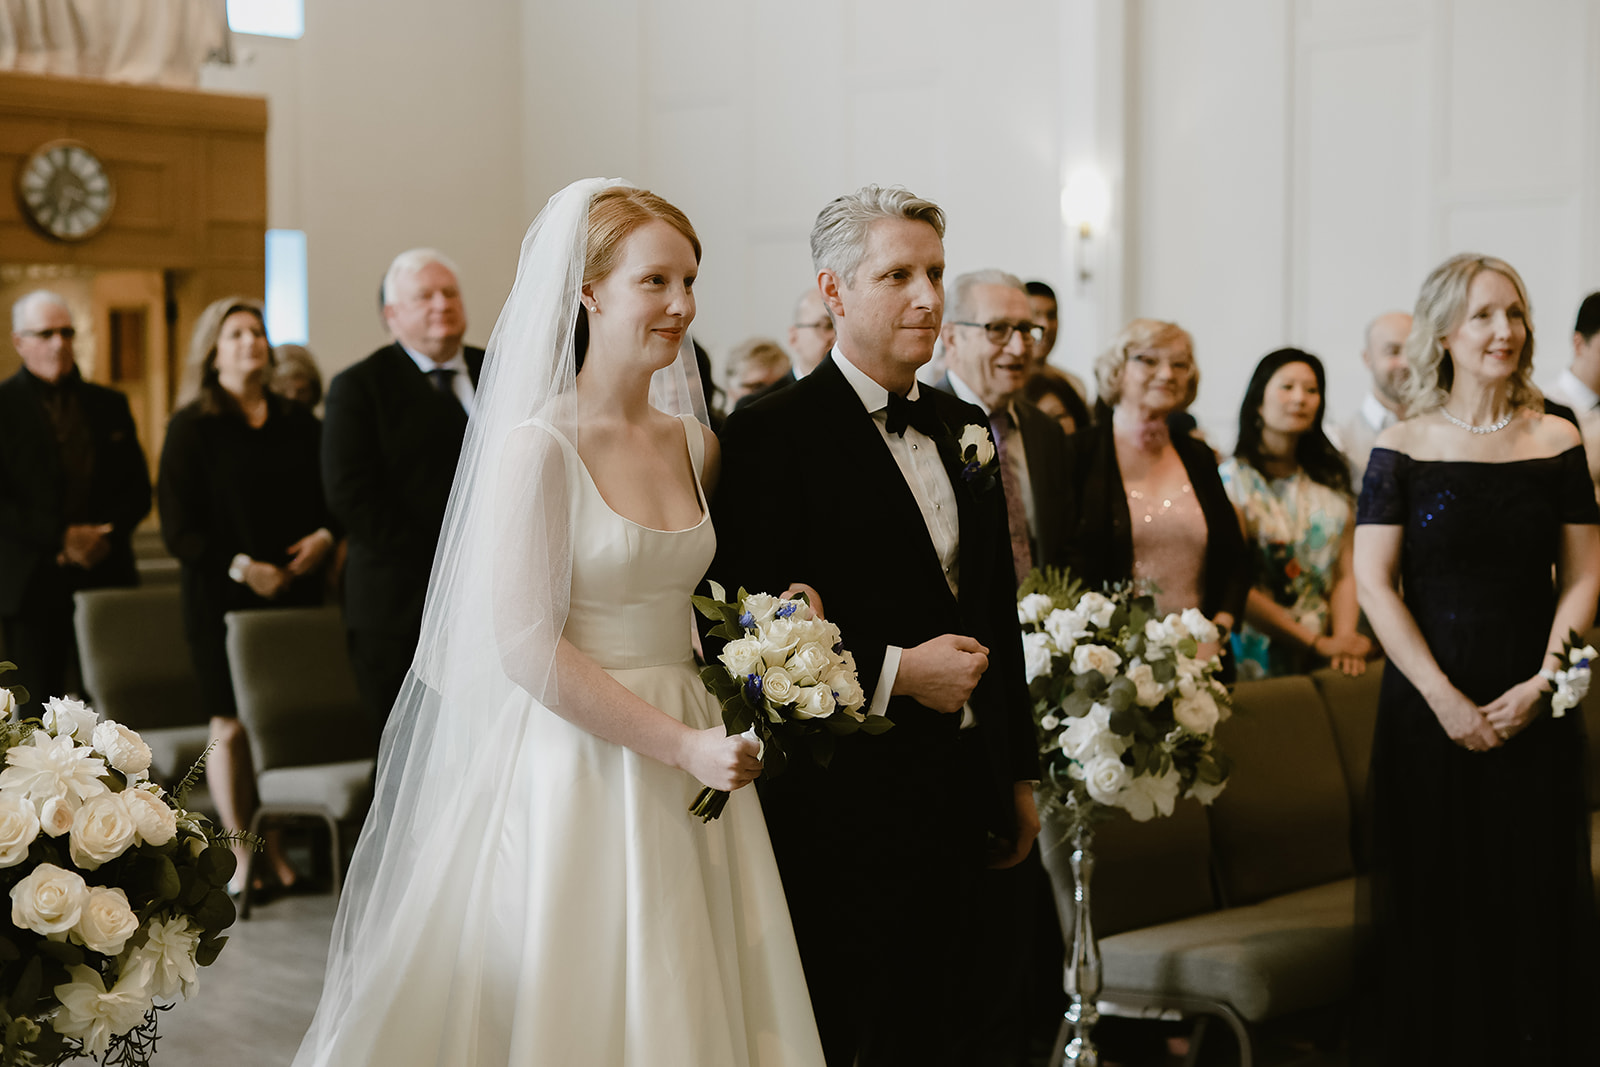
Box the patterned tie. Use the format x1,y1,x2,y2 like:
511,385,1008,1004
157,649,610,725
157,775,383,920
990,410,1033,586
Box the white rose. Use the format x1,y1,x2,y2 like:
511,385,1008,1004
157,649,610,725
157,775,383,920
779,596,816,623
1180,608,1220,645
125,915,201,1000
1574,645,1599,667
1188,777,1226,805
822,667,866,716
90,722,152,778
759,619,803,668
42,697,98,741
1143,618,1179,654
0,688,14,719
1071,643,1123,679
50,962,153,1057
761,666,797,706
1021,632,1055,683
1060,703,1124,763
1018,593,1056,626
718,636,765,681
122,786,176,847
1082,756,1131,806
1173,688,1221,735
958,423,996,467
71,887,139,956
740,593,779,625
788,642,834,687
1039,712,1060,732
10,861,88,936
1076,592,1117,629
69,792,138,870
1044,608,1091,654
1119,767,1181,821
794,685,837,720
0,791,40,867
39,794,77,838
1126,662,1167,708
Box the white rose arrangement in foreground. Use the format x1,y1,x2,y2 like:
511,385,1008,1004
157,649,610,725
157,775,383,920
1018,569,1233,834
690,583,887,821
0,664,241,1067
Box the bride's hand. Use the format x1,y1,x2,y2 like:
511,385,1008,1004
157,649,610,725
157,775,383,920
781,582,824,619
679,727,764,792
1480,677,1546,742
1428,685,1501,752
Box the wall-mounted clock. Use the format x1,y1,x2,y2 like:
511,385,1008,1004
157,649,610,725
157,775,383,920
16,140,116,242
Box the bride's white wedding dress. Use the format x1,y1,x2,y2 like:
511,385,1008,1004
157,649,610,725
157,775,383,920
294,414,823,1066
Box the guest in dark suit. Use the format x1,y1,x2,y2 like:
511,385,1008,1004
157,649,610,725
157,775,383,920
159,297,336,892
322,249,483,730
1068,319,1248,645
0,290,151,704
711,186,1040,1067
732,286,836,410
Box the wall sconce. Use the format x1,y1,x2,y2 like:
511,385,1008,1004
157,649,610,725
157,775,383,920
1059,167,1111,288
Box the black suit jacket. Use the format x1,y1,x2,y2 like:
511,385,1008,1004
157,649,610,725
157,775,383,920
321,343,484,634
711,356,1039,835
0,369,151,614
932,376,1076,573
1065,416,1249,624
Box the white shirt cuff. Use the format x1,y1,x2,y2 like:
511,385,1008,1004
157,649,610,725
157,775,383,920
868,645,901,717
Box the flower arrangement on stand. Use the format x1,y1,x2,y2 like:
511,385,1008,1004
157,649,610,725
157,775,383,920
1017,568,1234,1067
690,583,886,821
0,662,243,1066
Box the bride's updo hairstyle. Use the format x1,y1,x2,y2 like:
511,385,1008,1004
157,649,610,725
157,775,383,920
1401,252,1540,417
574,187,701,365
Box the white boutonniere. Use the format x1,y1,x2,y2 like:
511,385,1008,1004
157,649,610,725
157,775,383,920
956,423,999,488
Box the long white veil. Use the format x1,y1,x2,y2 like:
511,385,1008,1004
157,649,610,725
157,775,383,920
293,177,709,1064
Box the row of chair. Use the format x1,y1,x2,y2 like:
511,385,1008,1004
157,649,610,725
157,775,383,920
71,586,376,917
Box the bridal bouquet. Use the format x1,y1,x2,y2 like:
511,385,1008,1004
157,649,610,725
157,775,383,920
690,583,887,821
1541,630,1597,718
1018,568,1233,836
0,665,240,1066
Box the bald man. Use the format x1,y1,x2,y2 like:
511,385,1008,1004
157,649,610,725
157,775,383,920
733,287,836,411
1334,310,1411,487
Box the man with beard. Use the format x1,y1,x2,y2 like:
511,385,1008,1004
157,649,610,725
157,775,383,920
1334,310,1410,486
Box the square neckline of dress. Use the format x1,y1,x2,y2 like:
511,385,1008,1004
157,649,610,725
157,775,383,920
552,413,710,535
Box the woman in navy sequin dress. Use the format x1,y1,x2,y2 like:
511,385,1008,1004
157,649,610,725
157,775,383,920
1353,254,1600,1065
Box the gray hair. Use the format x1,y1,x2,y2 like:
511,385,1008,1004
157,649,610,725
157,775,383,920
723,337,790,389
382,248,462,306
792,287,829,325
11,290,70,332
943,270,1026,323
810,185,946,287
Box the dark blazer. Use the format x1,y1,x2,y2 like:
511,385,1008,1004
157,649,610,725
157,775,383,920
933,376,1076,573
1065,415,1249,624
0,369,150,614
321,343,484,634
712,356,1039,831
732,368,796,411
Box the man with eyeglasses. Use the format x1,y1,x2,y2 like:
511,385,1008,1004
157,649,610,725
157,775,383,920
734,286,835,411
0,290,151,702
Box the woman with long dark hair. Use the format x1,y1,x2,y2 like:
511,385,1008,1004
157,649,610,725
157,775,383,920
1221,348,1370,677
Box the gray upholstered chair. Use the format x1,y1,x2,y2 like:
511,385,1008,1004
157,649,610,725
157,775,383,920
72,586,211,790
224,606,376,918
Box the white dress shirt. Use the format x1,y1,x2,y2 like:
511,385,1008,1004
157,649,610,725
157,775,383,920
831,349,974,726
402,343,476,416
946,371,1036,545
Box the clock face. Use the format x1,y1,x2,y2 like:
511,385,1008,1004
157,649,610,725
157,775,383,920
16,141,115,242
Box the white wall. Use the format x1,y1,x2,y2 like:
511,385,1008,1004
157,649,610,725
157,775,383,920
201,0,525,376
1132,0,1600,446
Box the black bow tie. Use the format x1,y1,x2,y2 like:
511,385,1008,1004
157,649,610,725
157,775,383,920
884,390,941,439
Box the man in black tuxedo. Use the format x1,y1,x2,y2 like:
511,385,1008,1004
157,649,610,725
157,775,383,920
732,286,835,411
711,187,1040,1066
323,250,483,729
0,291,151,702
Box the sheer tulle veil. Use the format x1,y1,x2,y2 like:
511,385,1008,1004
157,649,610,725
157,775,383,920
292,177,708,1064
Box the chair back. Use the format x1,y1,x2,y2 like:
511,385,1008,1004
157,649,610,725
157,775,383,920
224,607,375,773
1207,675,1354,906
72,587,207,729
1310,661,1385,866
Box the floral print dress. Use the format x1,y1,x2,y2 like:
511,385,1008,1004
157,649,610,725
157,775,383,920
1218,458,1351,679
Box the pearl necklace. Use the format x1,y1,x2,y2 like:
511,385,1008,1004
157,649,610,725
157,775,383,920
1439,406,1515,435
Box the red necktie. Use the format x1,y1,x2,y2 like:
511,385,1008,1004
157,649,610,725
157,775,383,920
990,410,1033,586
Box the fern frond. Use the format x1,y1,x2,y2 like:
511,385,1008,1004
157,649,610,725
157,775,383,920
171,740,217,807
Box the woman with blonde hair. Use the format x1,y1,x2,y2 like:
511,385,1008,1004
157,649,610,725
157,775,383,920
158,297,337,895
1353,253,1600,1063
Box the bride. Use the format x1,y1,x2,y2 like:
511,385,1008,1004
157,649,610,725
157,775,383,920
292,179,825,1065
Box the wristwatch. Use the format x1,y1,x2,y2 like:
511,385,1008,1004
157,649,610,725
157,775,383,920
228,554,253,584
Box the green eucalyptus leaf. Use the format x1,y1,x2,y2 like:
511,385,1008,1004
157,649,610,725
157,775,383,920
1106,676,1136,712
857,715,894,735
195,935,228,968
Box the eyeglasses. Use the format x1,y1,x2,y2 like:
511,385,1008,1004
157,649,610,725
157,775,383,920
953,321,1045,345
19,326,75,341
794,319,835,332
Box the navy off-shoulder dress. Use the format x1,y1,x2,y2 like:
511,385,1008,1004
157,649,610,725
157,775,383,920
1355,445,1599,1065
